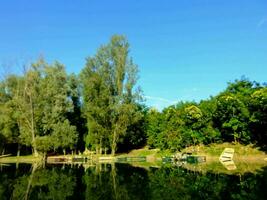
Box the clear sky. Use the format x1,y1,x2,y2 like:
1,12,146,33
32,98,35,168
0,0,267,110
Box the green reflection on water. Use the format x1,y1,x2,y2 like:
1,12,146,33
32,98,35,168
0,162,267,200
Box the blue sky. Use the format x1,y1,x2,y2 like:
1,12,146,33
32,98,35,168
0,0,267,110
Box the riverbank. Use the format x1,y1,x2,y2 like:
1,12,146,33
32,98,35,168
112,143,267,173
1,143,266,165
181,142,267,162
0,155,43,163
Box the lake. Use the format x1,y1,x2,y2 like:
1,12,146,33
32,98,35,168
0,162,267,200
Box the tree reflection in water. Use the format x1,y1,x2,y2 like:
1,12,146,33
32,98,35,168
0,163,266,200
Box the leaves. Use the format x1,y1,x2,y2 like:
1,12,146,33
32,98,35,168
81,35,142,154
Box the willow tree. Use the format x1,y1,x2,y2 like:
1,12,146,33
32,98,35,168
81,35,141,155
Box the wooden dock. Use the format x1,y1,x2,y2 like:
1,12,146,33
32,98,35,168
116,156,146,162
47,155,147,164
47,155,88,164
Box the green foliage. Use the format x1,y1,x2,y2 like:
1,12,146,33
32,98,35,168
81,35,142,154
0,37,266,155
11,168,76,200
145,108,165,149
146,78,267,150
249,87,267,148
66,73,87,151
0,58,78,155
34,136,53,153
214,94,250,143
146,101,221,150
51,120,77,150
0,76,22,148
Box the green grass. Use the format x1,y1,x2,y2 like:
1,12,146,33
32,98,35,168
179,143,267,174
182,142,266,157
116,147,158,157
0,155,42,163
120,143,267,174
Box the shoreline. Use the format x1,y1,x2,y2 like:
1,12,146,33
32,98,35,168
1,143,267,164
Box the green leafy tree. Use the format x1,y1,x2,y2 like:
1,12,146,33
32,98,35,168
0,76,21,154
213,94,250,143
249,87,267,148
145,108,165,149
37,61,78,154
8,59,78,156
81,35,142,155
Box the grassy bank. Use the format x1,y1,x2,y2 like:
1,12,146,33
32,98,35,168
0,155,42,163
178,143,267,174
117,143,267,160
115,143,267,174
1,143,266,166
181,142,267,162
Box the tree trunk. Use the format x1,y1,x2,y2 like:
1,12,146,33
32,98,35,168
43,152,47,163
29,94,38,157
111,162,118,199
17,144,21,157
111,131,117,156
100,138,102,155
23,163,39,200
95,146,99,155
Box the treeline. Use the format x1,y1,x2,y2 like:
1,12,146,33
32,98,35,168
146,79,267,151
0,35,267,157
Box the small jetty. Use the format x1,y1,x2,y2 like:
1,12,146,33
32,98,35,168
116,156,146,162
47,155,94,164
47,155,147,164
163,153,206,165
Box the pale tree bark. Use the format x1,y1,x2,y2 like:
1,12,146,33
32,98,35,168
23,162,40,200
111,162,118,200
29,93,38,157
111,129,117,156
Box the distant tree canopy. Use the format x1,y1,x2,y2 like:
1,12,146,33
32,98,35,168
145,78,267,151
0,35,266,157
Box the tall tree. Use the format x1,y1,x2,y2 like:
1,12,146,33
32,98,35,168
81,35,142,155
37,61,77,155
11,59,78,156
12,63,41,156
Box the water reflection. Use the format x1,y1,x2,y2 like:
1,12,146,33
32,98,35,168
0,163,267,200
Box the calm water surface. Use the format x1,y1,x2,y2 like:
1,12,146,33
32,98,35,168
0,163,267,200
